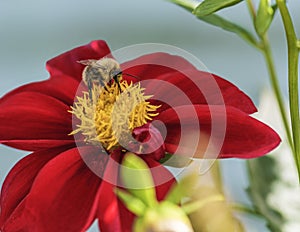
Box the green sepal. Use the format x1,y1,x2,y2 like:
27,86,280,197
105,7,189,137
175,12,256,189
121,153,157,208
165,172,198,204
115,188,146,216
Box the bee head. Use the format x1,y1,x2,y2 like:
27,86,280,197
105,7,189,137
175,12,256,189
96,58,122,81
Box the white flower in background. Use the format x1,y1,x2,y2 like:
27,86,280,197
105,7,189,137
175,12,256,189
254,89,300,231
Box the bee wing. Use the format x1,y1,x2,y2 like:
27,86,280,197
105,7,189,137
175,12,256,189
77,59,98,66
78,59,107,70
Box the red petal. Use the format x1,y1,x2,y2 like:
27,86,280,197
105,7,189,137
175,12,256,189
1,74,79,106
46,40,111,81
131,123,166,161
122,53,256,114
2,146,106,232
155,105,281,159
1,140,75,151
97,180,122,232
0,92,74,151
121,52,196,79
97,152,122,232
0,146,73,227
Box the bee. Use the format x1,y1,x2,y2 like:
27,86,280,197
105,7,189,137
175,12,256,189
78,58,123,100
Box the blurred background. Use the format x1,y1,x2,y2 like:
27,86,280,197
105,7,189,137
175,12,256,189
1,0,300,231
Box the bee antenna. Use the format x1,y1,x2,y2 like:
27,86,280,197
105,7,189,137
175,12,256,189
123,72,140,79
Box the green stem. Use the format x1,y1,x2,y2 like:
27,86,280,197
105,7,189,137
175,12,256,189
276,0,300,180
260,35,294,151
210,160,224,194
246,0,293,151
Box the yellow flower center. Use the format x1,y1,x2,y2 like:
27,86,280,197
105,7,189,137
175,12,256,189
69,79,160,151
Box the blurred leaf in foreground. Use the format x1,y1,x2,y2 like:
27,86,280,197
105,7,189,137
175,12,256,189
247,156,285,232
249,89,300,232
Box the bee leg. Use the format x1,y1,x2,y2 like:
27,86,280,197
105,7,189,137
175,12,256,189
113,75,122,92
99,79,109,92
117,82,122,92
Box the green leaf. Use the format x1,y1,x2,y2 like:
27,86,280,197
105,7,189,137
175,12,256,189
197,14,259,48
121,153,157,207
247,156,285,232
168,0,198,12
165,172,198,204
115,188,146,216
169,0,259,48
254,0,275,36
193,0,243,17
159,153,193,168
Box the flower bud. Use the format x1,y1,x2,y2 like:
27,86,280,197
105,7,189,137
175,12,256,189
133,201,194,232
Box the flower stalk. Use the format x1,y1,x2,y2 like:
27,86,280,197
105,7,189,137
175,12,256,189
260,34,294,151
276,0,300,180
246,0,300,180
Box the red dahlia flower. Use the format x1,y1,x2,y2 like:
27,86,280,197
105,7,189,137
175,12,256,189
0,40,280,232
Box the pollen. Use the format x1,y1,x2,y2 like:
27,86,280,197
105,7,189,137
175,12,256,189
69,79,160,151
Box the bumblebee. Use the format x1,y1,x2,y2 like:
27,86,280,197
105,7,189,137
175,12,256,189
78,58,123,99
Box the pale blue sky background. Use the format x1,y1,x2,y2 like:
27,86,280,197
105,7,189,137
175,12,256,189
0,0,299,231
